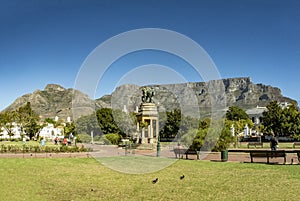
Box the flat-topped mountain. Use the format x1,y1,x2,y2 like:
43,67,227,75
3,77,295,120
102,77,295,117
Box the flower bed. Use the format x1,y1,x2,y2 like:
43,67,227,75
0,144,92,154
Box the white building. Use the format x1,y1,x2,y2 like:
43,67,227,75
0,122,64,140
39,123,63,140
246,106,267,126
246,102,293,127
0,122,22,139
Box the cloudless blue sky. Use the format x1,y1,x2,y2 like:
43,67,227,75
1,0,300,110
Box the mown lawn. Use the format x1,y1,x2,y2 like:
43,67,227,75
0,157,299,201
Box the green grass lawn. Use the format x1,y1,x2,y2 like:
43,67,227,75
0,157,299,201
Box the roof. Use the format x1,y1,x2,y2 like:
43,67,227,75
246,106,267,115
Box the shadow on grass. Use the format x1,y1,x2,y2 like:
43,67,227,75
95,155,177,174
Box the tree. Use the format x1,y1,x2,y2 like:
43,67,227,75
184,128,206,149
112,110,137,138
199,118,211,130
44,118,56,125
261,101,300,138
179,118,210,148
64,122,76,137
261,101,284,135
75,113,102,135
225,118,253,135
225,106,249,121
159,109,181,140
177,115,199,138
225,106,253,141
281,102,300,137
15,102,40,139
44,117,63,128
186,119,235,151
0,111,16,139
96,108,122,135
214,124,234,151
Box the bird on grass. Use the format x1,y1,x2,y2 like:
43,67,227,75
152,178,158,184
180,175,185,180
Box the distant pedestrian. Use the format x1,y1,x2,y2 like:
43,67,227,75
270,134,278,150
67,138,71,146
177,143,184,159
63,138,67,146
177,143,183,150
41,138,45,146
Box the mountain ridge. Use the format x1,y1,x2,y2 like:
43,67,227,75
3,77,296,120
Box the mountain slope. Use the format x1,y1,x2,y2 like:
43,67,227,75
3,77,295,120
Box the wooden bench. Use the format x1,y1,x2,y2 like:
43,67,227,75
249,150,286,164
184,149,200,160
293,142,300,148
173,148,200,160
173,148,186,159
247,142,263,148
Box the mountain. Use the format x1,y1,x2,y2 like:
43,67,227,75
3,77,296,120
97,77,295,118
3,84,94,120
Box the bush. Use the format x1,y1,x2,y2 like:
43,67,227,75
104,133,122,145
22,145,31,153
77,134,92,143
93,135,102,141
32,145,41,153
0,144,89,153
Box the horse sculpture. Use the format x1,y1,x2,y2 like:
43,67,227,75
141,87,155,103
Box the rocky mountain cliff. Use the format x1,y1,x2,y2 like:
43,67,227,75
101,77,295,118
4,84,100,120
3,77,295,120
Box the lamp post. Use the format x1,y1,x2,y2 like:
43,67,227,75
157,131,161,157
156,103,160,157
91,131,94,144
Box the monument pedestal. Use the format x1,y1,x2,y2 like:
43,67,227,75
136,103,159,144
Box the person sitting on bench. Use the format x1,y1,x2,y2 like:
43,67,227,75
270,134,278,151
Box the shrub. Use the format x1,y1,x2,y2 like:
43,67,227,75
32,145,41,153
0,143,90,153
59,145,69,152
1,144,7,152
104,133,122,145
77,134,92,143
22,145,30,153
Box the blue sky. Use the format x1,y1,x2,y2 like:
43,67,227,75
1,0,300,111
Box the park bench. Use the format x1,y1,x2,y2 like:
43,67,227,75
173,148,200,160
184,149,200,160
247,142,263,148
118,144,126,148
293,142,300,148
249,150,286,164
173,148,186,159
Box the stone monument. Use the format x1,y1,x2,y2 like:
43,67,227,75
136,87,159,144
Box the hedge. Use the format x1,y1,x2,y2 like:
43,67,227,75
0,144,92,153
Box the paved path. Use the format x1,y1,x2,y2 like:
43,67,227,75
1,143,299,164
